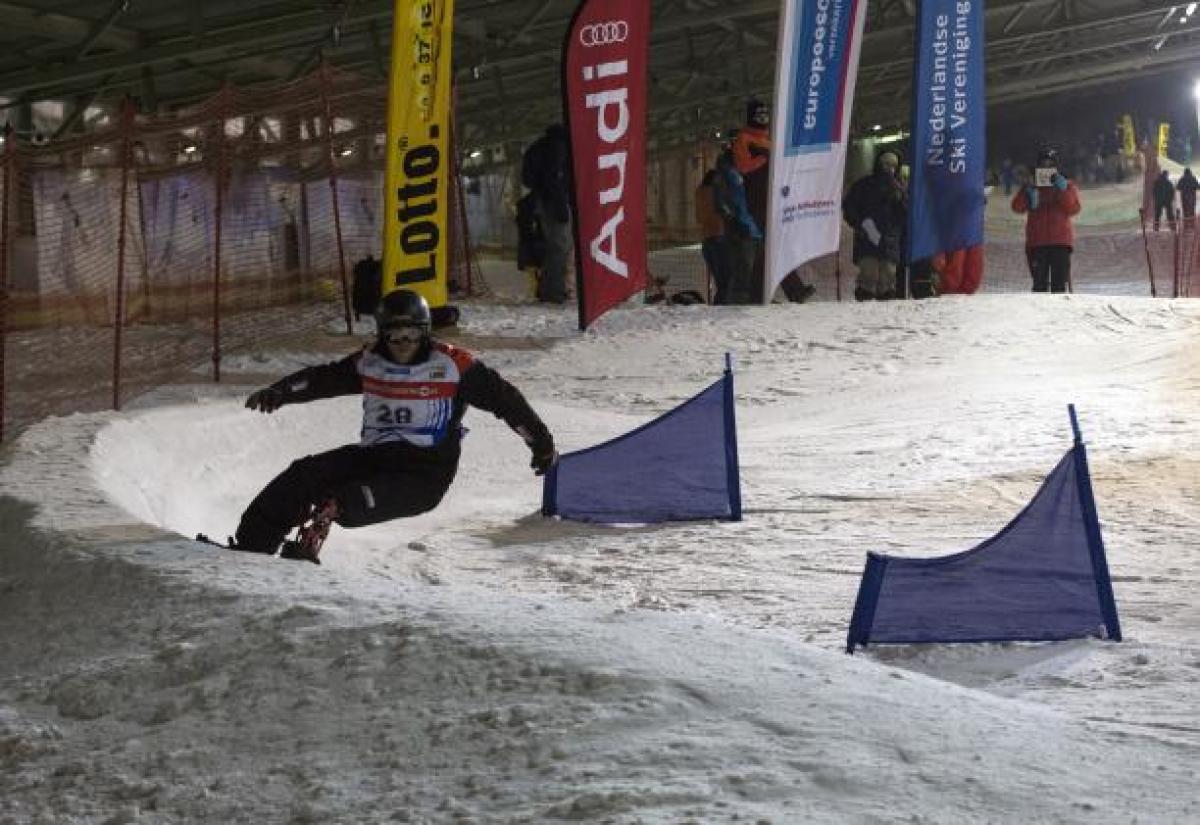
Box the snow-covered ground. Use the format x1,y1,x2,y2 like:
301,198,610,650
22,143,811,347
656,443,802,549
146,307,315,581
3,286,1200,823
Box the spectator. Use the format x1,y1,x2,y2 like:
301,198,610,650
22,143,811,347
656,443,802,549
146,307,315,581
842,150,908,301
732,99,770,179
733,99,815,304
695,168,731,304
1011,147,1081,293
711,148,761,304
1175,168,1197,222
514,192,545,299
521,124,572,303
1153,170,1177,232
1000,157,1015,195
908,258,938,299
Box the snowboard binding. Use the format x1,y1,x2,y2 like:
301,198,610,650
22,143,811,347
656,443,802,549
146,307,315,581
279,497,339,565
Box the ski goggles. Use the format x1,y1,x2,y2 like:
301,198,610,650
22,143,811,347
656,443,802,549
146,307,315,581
383,324,425,345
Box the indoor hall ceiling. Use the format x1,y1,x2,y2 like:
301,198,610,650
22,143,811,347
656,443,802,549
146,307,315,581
0,0,1197,152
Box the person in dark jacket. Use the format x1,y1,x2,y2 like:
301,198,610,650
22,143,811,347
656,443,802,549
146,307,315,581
521,124,573,303
1152,170,1176,231
712,148,762,304
842,150,908,300
734,99,815,304
515,192,546,299
1011,147,1081,293
233,289,558,559
695,168,730,304
1176,167,1198,221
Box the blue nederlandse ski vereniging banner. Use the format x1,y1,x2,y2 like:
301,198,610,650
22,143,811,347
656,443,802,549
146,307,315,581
908,0,986,262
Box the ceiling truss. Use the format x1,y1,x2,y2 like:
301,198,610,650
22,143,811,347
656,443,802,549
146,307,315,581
0,0,1194,155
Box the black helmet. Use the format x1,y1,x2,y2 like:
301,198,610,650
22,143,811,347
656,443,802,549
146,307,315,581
1036,147,1059,168
375,289,431,335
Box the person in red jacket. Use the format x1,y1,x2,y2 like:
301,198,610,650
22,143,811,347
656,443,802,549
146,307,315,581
1011,147,1082,293
732,99,770,177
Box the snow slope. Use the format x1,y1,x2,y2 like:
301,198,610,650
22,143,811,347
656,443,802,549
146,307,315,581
2,292,1199,823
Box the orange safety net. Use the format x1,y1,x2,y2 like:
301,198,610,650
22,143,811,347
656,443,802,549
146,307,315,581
0,66,479,441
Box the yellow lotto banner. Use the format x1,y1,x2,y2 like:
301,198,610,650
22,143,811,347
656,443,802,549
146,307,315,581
383,0,455,308
1119,114,1136,157
1157,122,1170,158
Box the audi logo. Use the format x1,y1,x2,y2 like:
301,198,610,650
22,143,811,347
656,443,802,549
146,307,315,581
579,20,629,47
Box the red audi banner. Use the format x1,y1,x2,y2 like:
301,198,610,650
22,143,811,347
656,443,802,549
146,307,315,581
563,0,650,330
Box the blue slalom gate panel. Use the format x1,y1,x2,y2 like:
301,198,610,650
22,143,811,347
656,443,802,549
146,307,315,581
542,357,742,524
847,406,1122,652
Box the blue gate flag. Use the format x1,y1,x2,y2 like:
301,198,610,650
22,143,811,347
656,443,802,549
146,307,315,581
907,0,986,263
847,406,1122,652
542,355,742,524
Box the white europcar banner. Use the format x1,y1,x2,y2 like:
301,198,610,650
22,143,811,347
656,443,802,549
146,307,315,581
764,0,868,300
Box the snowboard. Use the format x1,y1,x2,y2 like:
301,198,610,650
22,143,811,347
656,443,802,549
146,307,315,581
195,498,338,565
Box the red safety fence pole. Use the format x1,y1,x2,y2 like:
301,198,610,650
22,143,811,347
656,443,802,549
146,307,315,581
0,125,12,443
112,98,135,410
1187,215,1198,298
319,61,354,335
212,86,229,383
1139,207,1157,298
449,111,475,297
1173,209,1182,299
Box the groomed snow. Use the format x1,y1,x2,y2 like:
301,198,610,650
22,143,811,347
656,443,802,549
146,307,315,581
2,290,1199,823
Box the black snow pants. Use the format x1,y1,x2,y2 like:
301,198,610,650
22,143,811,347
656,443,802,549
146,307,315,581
234,442,458,554
1030,245,1072,293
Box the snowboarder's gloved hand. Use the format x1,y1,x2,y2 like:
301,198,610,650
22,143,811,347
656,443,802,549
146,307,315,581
1024,186,1039,211
1052,173,1068,191
530,445,558,476
245,386,283,413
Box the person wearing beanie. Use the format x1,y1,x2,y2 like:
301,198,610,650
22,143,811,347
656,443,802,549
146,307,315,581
1177,167,1198,221
732,98,816,303
1011,147,1081,293
842,150,908,300
1153,169,1176,231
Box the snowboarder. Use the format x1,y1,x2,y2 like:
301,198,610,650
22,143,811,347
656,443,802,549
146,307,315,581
229,289,558,561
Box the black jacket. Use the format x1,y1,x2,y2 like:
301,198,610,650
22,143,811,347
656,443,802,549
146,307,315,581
521,127,571,223
842,167,908,264
1153,175,1176,207
264,340,554,466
